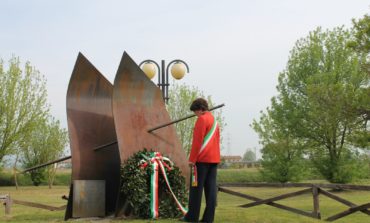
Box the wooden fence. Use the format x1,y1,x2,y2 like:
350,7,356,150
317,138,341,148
1,194,66,215
218,183,370,222
2,183,370,221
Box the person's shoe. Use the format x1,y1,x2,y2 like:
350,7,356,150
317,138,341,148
179,216,198,222
179,217,187,222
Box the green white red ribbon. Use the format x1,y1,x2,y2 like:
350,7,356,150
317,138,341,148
199,120,218,155
140,152,188,219
191,165,197,187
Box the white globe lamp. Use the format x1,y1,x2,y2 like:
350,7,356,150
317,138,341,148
142,62,156,79
170,62,186,80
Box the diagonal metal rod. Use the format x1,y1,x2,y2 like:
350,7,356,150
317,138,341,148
19,155,71,174
24,103,226,171
93,103,225,151
93,141,118,151
147,103,225,133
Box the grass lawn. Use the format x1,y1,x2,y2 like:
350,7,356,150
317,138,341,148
0,186,68,222
1,185,370,222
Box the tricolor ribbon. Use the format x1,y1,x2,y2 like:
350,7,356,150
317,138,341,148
191,165,197,187
199,119,218,155
140,152,188,219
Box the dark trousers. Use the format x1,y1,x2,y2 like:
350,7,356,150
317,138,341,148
185,163,218,223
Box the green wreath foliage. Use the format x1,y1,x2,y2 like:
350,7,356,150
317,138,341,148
120,149,188,218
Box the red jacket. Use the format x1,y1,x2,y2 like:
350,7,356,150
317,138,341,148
189,111,220,163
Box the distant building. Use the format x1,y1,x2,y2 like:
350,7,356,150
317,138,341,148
221,155,242,163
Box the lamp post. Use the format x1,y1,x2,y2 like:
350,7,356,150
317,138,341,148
139,59,189,103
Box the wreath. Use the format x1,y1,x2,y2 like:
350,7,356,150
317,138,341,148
120,149,188,219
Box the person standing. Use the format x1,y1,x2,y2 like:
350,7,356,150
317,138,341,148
183,98,220,223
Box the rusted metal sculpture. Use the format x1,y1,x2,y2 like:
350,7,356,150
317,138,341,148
21,51,212,220
112,52,189,216
66,52,189,218
112,52,189,174
66,53,121,218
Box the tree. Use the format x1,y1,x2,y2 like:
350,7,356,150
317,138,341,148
0,57,49,163
167,82,226,155
348,14,370,148
44,118,68,188
253,27,369,183
242,149,256,162
253,112,307,182
349,14,370,56
20,117,68,187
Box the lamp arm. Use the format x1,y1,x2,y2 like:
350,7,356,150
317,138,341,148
165,59,190,76
139,59,161,73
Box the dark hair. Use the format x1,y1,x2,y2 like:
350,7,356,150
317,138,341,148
190,98,209,111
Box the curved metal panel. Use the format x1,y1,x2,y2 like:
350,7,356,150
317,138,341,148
66,53,121,215
112,52,189,180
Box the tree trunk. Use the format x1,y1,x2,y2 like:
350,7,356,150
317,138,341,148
13,153,19,190
48,163,57,189
48,170,52,189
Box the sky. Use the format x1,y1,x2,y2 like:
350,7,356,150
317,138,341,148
1,0,369,157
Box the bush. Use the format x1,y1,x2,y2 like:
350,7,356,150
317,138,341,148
311,149,370,183
260,142,308,183
0,171,13,186
29,170,46,186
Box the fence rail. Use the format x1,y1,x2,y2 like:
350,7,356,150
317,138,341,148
218,182,370,222
219,182,370,190
1,194,66,215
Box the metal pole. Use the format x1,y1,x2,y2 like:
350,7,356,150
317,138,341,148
94,141,118,151
88,103,225,153
165,61,169,103
161,60,166,103
19,155,72,174
148,103,225,133
157,61,161,89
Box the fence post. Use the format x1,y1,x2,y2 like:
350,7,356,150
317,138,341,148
4,195,12,215
312,185,321,219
